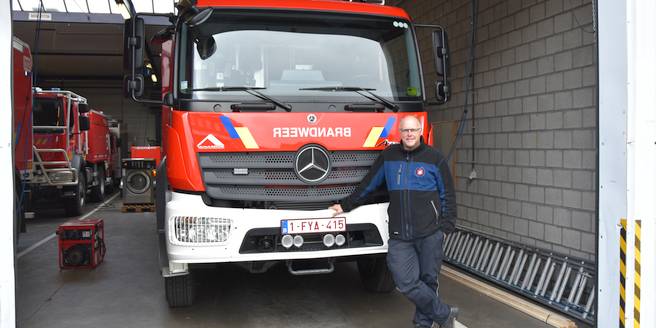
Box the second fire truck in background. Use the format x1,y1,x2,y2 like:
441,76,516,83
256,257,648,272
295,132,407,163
29,89,120,215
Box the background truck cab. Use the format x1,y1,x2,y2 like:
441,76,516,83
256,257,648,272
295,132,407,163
30,89,118,215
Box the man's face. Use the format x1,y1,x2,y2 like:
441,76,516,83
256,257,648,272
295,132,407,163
399,117,422,150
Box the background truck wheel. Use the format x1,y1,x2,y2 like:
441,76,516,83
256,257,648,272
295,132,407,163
13,192,23,245
165,274,195,307
65,172,86,216
357,256,395,293
90,167,105,202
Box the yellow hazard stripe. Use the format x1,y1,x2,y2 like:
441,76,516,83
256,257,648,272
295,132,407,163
363,127,384,148
634,220,641,328
620,218,627,328
234,127,259,149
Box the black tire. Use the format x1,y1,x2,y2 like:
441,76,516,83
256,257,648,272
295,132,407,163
14,193,23,245
90,167,105,202
14,174,26,245
65,171,86,216
357,256,395,293
165,274,194,307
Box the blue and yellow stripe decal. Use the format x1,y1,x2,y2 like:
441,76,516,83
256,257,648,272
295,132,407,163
219,116,259,149
363,117,396,148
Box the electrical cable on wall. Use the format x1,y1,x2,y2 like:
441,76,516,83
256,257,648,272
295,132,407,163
442,0,479,182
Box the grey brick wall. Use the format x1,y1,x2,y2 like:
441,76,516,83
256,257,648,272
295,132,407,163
393,0,596,260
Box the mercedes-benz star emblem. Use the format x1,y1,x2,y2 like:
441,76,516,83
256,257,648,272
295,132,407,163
294,144,331,184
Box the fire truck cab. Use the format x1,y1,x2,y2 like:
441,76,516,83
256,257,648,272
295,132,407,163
119,0,449,307
30,89,117,215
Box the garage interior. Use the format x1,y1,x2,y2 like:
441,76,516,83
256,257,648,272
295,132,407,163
11,0,600,327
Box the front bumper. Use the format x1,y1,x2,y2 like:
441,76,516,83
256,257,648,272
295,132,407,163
165,192,390,264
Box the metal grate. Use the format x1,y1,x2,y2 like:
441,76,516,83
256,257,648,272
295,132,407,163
205,185,357,202
199,151,379,203
443,227,596,325
203,167,369,185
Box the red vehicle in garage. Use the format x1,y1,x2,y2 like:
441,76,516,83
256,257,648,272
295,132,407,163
12,36,33,237
29,89,118,215
119,0,449,306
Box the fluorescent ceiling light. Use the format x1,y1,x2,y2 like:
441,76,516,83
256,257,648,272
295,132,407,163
132,0,153,14
87,0,111,14
114,0,131,19
153,0,174,14
63,0,87,13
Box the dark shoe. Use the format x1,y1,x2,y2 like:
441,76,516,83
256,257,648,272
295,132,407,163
437,306,459,328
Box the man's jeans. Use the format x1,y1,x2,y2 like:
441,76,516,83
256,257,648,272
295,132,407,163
387,230,450,327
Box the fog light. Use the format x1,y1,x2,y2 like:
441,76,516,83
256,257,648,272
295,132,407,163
281,234,293,249
323,234,335,247
293,235,304,248
335,234,346,246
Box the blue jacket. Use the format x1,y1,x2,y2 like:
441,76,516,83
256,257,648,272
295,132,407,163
340,141,456,240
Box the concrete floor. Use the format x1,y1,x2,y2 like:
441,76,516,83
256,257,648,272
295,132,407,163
16,195,585,328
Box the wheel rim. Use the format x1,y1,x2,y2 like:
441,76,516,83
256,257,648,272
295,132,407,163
100,173,105,196
79,176,85,207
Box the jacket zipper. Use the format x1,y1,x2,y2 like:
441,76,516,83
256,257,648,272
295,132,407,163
405,152,412,239
397,163,404,238
430,200,439,222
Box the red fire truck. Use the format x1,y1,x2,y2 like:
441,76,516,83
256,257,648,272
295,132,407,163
29,89,118,215
119,0,449,306
12,36,33,238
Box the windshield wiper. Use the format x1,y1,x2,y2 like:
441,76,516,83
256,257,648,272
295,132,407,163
185,86,292,112
299,86,399,112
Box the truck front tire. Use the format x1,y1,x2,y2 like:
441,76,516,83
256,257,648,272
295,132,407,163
165,274,195,307
65,171,86,216
357,256,395,293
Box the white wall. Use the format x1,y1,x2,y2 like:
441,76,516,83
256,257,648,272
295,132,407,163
1,0,17,326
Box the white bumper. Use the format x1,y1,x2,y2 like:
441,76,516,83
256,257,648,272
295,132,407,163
165,192,390,264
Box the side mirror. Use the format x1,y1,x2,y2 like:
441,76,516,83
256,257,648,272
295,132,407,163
196,37,216,60
123,17,146,99
186,8,216,60
432,26,450,104
79,116,90,131
78,103,90,113
162,92,174,107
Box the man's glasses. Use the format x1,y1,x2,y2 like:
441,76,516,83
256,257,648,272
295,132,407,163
399,128,422,134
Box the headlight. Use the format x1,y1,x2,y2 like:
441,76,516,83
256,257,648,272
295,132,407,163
170,216,232,245
49,171,75,183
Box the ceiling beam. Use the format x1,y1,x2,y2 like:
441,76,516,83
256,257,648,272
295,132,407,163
12,11,169,25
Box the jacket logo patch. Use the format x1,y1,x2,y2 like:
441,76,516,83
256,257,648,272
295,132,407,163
197,134,224,149
415,167,425,177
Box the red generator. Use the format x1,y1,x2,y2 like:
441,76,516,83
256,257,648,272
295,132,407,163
57,219,106,269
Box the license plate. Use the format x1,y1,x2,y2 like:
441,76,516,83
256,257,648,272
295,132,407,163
281,217,346,235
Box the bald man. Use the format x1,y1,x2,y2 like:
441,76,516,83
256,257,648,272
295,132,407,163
330,116,458,328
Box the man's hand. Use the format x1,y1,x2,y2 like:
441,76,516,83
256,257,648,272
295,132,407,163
329,204,343,216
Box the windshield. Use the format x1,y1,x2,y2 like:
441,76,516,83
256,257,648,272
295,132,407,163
178,11,422,108
33,98,65,127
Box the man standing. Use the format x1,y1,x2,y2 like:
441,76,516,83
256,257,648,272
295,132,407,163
330,116,458,328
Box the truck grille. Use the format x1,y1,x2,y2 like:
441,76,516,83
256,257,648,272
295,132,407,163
198,151,379,204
